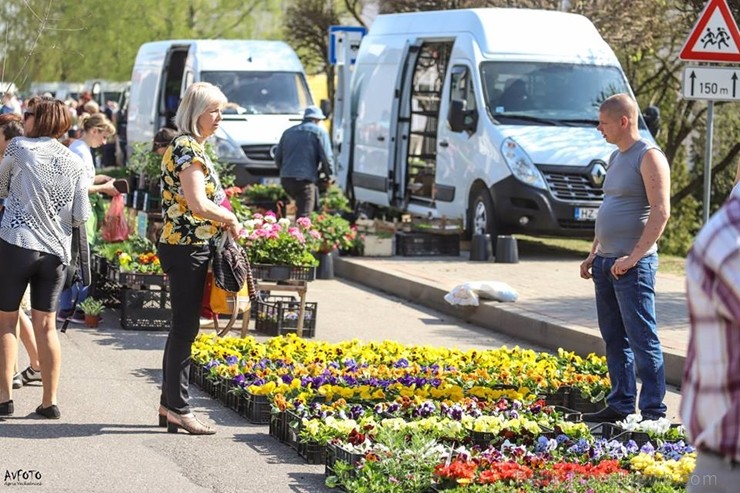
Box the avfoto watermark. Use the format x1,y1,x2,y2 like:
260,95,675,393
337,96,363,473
4,469,42,486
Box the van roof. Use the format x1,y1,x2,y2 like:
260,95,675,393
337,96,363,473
137,39,304,72
369,8,618,64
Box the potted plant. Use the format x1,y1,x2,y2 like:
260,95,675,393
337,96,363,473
77,298,105,328
308,213,356,279
242,183,290,213
239,212,319,281
319,184,352,215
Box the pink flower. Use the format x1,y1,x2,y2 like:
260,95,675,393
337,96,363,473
296,216,312,229
288,227,305,243
309,230,321,239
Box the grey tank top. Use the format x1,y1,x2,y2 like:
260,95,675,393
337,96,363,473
595,139,662,258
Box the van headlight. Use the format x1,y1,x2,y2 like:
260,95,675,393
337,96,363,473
213,135,245,161
501,138,547,190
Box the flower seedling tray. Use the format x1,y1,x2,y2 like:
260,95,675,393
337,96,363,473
298,440,327,465
286,410,304,451
107,267,168,290
590,422,652,447
551,406,583,423
255,300,318,338
325,443,364,478
269,410,290,444
241,392,271,424
120,288,171,331
252,264,316,282
567,394,606,414
189,362,203,388
540,386,572,408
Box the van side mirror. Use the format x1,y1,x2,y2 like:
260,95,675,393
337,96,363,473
320,99,332,119
642,105,660,138
448,99,478,133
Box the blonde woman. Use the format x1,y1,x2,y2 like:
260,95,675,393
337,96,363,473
157,82,240,435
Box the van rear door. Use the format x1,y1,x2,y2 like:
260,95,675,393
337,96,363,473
352,42,419,207
159,44,190,130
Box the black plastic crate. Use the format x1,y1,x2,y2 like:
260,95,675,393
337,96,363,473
540,386,572,408
298,441,327,465
269,411,290,443
120,288,171,331
90,273,121,309
396,232,460,257
252,264,316,282
567,392,606,414
325,443,364,478
189,362,203,387
241,392,271,424
255,300,317,338
551,406,583,423
108,268,168,290
250,293,296,318
286,410,303,451
92,254,109,278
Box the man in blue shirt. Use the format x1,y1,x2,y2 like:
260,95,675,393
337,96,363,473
275,106,334,218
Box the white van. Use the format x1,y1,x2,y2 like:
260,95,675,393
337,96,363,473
127,39,314,185
335,8,659,239
85,80,129,109
29,82,85,101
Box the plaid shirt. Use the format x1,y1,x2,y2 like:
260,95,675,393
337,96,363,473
681,184,740,462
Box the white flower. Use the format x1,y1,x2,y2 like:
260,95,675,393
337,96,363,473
278,218,291,228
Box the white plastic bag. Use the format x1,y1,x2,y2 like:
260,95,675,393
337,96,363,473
444,283,480,306
467,280,518,302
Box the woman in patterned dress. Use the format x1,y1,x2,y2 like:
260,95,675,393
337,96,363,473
157,82,240,435
0,99,91,419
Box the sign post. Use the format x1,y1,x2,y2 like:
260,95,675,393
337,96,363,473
679,0,740,224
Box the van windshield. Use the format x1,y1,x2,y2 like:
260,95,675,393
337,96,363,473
480,62,631,126
201,71,311,115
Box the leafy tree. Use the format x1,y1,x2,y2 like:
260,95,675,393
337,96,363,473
0,0,283,87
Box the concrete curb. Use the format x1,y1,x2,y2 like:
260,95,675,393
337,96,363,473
335,257,685,387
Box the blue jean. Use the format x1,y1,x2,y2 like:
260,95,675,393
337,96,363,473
592,253,666,418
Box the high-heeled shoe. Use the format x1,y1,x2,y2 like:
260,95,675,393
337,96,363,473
158,405,168,427
166,411,216,435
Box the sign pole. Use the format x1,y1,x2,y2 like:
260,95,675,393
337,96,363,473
703,101,715,224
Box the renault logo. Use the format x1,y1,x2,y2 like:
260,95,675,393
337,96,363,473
269,145,278,160
589,161,606,187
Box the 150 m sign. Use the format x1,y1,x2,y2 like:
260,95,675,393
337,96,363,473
682,66,739,101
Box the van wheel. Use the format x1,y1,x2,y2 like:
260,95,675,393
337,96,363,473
469,189,496,238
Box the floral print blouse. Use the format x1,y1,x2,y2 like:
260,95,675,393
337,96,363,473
159,134,226,246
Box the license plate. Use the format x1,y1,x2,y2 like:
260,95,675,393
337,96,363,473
260,177,281,185
574,207,598,221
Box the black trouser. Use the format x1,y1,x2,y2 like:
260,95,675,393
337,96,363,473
157,243,212,415
281,177,317,218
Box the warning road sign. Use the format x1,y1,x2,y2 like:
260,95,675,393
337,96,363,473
680,0,740,63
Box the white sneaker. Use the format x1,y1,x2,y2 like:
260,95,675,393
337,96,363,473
12,372,22,389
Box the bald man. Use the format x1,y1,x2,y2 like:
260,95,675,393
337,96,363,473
579,93,671,424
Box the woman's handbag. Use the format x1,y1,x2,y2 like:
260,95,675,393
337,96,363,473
212,233,257,336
